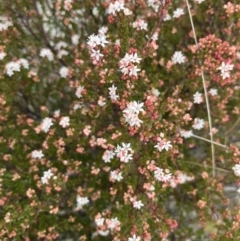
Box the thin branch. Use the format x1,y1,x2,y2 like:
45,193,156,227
192,134,228,149
185,0,216,178
182,160,230,173
225,117,240,135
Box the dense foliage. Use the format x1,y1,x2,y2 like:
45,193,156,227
0,0,240,240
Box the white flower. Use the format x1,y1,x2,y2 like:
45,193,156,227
5,61,21,76
59,66,69,78
98,230,110,236
32,150,44,159
209,88,218,96
133,19,148,31
218,62,234,80
173,8,184,18
0,51,6,60
0,16,12,31
147,0,161,12
193,91,203,104
154,135,172,152
87,32,108,49
180,130,193,138
19,58,29,69
107,0,125,15
133,200,144,210
55,41,67,50
57,49,68,59
171,51,186,64
154,167,172,182
98,96,106,106
151,88,160,97
151,32,159,41
232,163,240,176
194,0,205,3
119,53,142,77
76,195,89,209
73,102,83,111
110,170,123,182
107,217,120,230
177,173,194,184
95,217,105,226
128,234,141,241
102,150,115,163
40,48,54,61
75,86,84,98
72,34,80,45
129,65,141,77
41,117,53,133
123,101,144,127
192,118,205,130
90,49,103,61
108,84,119,101
41,169,54,184
123,8,132,15
115,142,133,163
59,116,70,128
163,13,171,21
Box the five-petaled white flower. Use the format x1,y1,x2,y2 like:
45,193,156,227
171,51,186,64
154,134,172,152
59,66,69,78
108,84,119,101
232,163,240,176
133,200,144,210
41,117,53,133
180,130,193,139
110,170,123,182
173,8,184,18
115,142,133,163
128,234,141,241
41,169,54,184
90,49,103,61
32,150,44,159
75,86,84,98
217,62,234,80
193,91,203,104
40,48,54,61
192,118,205,130
123,101,144,127
59,116,70,128
76,195,89,209
209,88,218,96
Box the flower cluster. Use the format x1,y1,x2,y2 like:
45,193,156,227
119,52,142,77
132,19,148,31
154,167,173,183
5,59,29,76
123,101,144,127
87,27,109,65
154,134,173,152
115,142,133,163
107,0,132,16
108,84,119,101
0,16,12,31
40,48,54,61
217,62,234,79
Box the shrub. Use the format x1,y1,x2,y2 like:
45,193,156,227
0,0,240,240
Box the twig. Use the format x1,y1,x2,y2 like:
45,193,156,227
192,134,228,149
185,0,216,177
182,160,230,173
